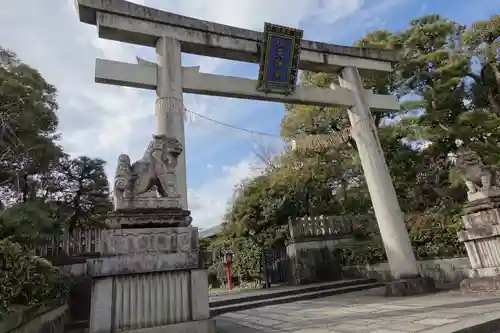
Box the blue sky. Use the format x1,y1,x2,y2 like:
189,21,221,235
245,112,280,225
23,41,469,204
0,0,498,228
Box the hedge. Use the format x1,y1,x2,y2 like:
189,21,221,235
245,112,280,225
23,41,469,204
333,209,466,266
0,239,71,313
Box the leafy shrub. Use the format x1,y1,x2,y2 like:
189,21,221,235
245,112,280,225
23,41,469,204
333,239,387,266
0,239,71,312
406,208,466,259
208,237,263,287
333,208,466,267
0,202,61,248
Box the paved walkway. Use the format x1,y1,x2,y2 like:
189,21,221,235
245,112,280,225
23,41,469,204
214,287,500,333
209,280,366,303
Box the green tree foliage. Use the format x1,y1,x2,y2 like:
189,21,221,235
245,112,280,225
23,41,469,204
0,201,60,248
462,14,500,116
51,155,112,231
220,14,500,275
0,48,62,196
0,47,111,307
0,48,112,234
224,175,292,247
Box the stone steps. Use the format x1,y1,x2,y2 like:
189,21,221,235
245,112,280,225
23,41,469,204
210,278,382,316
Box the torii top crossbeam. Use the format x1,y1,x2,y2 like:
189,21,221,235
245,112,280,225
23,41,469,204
75,0,399,74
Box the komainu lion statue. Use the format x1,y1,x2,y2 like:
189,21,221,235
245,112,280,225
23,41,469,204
455,147,500,194
113,135,182,203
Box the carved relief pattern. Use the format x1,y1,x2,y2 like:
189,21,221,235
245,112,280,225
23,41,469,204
463,209,500,229
87,252,199,277
106,213,192,228
101,228,197,255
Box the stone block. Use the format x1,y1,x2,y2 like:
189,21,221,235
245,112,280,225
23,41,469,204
459,222,500,274
115,196,181,211
467,189,500,203
106,208,192,228
384,276,436,297
124,319,216,333
460,276,500,293
464,194,500,214
89,278,113,333
459,203,500,284
462,209,500,229
88,271,215,333
458,226,500,241
469,267,500,278
98,227,198,255
87,252,199,277
190,269,210,321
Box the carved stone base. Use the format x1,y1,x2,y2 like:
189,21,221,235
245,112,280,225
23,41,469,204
89,270,213,333
460,276,500,293
468,267,500,278
459,211,500,276
464,194,500,214
99,227,198,254
106,208,192,228
88,227,200,277
87,252,199,277
384,276,436,297
115,196,182,211
124,319,216,333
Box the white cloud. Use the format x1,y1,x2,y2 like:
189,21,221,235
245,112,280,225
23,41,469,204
0,0,403,228
189,156,263,228
168,0,364,31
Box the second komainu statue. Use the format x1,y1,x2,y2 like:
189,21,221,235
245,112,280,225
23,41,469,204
113,134,183,210
455,147,500,200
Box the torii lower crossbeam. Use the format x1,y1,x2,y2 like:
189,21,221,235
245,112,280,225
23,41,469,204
95,58,401,112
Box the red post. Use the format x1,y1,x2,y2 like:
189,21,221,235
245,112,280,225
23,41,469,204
222,250,234,291
225,262,233,291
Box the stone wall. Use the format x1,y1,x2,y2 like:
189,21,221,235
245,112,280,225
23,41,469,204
0,302,67,333
343,257,471,287
286,238,350,284
286,214,374,285
286,215,472,287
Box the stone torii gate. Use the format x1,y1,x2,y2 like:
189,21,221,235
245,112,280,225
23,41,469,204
75,1,434,332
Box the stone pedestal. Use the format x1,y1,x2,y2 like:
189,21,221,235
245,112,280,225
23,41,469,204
87,210,215,333
459,192,500,292
384,276,436,297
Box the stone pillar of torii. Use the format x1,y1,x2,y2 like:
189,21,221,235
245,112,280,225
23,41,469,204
77,0,434,305
154,37,188,209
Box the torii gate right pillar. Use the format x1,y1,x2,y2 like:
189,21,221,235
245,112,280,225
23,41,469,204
340,66,435,296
